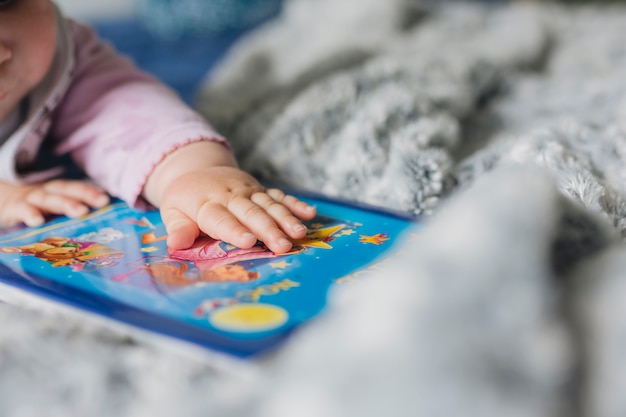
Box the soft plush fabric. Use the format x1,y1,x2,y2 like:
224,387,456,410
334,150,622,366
3,1,626,416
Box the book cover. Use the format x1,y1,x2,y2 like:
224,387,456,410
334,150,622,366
0,192,416,358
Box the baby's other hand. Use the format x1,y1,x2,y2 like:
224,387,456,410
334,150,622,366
157,166,317,254
0,179,110,227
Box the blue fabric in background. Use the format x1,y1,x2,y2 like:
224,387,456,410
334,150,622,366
93,19,242,104
137,0,283,41
92,1,283,104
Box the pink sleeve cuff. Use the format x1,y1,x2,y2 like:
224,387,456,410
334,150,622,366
129,134,230,210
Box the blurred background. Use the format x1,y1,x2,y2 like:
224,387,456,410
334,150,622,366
54,0,284,104
54,0,134,21
53,0,624,105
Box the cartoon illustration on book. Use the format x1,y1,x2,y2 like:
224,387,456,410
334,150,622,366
0,195,416,357
0,236,124,271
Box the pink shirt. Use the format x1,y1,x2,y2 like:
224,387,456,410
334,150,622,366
0,8,227,209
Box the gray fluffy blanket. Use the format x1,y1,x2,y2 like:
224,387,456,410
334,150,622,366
3,1,626,416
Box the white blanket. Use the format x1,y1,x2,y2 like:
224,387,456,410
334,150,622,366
3,1,626,415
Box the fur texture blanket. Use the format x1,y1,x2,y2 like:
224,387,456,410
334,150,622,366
3,1,626,416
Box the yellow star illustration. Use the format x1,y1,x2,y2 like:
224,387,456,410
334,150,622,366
359,233,390,245
292,224,345,249
270,260,290,269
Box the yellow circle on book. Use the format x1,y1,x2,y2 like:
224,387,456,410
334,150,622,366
209,303,288,332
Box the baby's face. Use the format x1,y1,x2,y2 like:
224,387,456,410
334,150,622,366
0,0,57,121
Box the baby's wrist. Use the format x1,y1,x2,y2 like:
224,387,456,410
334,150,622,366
143,140,236,206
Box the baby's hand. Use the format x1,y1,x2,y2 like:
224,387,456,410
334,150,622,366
0,179,110,227
157,166,317,253
144,141,317,253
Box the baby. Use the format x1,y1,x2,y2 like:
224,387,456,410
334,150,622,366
0,0,316,254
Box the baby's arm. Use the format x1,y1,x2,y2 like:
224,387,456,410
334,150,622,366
0,179,109,227
53,19,314,251
143,141,316,254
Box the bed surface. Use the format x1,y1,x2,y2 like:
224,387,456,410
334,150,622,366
3,1,626,416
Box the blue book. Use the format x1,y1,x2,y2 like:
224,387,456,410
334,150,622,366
0,191,416,358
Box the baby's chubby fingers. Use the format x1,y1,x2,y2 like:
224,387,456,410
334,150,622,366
26,191,89,218
164,204,259,250
0,201,47,228
265,188,317,223
250,191,311,240
23,180,108,220
43,180,109,208
195,203,259,250
161,207,201,249
227,195,299,254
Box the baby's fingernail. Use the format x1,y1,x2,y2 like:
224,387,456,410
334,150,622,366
278,238,292,248
306,205,316,212
95,195,109,207
293,223,306,233
26,216,44,227
69,205,88,217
